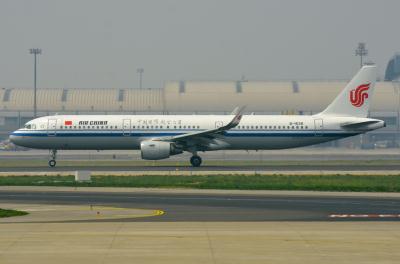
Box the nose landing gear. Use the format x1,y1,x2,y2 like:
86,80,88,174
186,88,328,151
48,149,57,167
190,155,202,167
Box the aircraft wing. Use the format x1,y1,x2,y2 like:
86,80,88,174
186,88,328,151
154,106,245,147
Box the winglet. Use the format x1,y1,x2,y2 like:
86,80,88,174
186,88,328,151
227,106,246,128
231,106,246,115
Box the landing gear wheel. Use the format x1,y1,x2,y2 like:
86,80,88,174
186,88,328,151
48,159,56,168
190,156,202,167
48,149,57,168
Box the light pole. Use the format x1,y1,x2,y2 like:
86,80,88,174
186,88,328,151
29,48,42,117
355,43,368,68
137,68,144,89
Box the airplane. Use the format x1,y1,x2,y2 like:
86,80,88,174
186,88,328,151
10,65,385,167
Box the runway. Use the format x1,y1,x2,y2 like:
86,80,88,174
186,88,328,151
3,149,400,172
1,188,399,222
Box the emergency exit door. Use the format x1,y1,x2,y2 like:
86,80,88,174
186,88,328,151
314,118,324,136
122,119,131,136
48,119,57,136
215,121,224,129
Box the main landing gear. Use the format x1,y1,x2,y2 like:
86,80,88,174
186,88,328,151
190,155,202,167
48,149,57,167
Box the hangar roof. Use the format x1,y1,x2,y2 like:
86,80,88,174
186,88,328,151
0,81,398,114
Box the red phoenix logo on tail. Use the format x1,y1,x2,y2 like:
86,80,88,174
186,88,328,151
350,83,370,107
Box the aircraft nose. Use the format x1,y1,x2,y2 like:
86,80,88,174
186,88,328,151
9,130,33,148
9,131,21,145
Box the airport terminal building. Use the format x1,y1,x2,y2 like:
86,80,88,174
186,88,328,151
1,79,399,148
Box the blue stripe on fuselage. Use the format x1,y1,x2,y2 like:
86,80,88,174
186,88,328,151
10,130,359,138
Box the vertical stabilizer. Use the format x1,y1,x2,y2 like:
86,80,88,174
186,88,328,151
319,65,376,117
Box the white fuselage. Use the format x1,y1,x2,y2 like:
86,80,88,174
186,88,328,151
9,114,384,151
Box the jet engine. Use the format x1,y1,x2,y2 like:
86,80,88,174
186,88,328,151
140,140,183,160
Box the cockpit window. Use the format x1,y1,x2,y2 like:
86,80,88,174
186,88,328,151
24,124,32,129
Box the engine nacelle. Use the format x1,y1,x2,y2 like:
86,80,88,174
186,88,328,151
140,140,183,160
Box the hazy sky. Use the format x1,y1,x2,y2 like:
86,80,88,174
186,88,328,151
1,0,399,88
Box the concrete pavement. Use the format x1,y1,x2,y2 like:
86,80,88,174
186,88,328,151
0,221,399,264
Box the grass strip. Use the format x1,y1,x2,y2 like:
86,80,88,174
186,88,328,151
0,208,28,218
0,174,400,192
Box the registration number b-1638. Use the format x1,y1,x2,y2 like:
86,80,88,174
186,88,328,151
289,122,304,126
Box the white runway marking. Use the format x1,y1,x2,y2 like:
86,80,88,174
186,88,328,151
329,214,400,218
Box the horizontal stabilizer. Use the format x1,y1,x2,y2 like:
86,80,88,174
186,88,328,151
341,120,385,130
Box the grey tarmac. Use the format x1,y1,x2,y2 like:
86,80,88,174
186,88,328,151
3,164,400,172
1,188,400,222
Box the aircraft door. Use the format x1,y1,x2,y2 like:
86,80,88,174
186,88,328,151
48,119,57,136
215,121,224,129
122,119,131,136
314,118,324,136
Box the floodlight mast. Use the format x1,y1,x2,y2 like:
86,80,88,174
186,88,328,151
355,43,368,68
29,48,42,118
137,68,144,89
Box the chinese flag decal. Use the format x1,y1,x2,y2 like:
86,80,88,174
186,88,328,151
64,120,72,126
